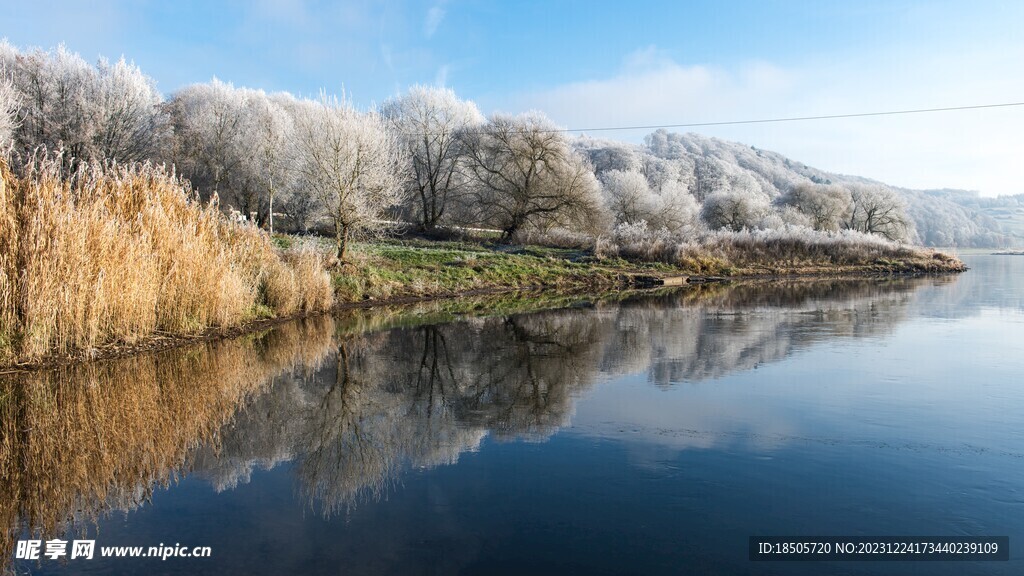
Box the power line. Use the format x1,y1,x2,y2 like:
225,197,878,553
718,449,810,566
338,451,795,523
561,101,1024,133
402,101,1024,136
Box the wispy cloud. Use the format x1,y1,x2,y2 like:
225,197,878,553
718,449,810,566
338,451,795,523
424,1,448,39
434,63,450,86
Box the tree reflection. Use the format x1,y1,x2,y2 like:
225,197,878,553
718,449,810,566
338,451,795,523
2,274,958,566
202,277,940,514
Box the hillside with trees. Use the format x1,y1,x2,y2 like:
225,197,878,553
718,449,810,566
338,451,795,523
576,130,1016,247
0,41,1010,251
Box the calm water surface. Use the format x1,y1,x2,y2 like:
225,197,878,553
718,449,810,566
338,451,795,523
3,254,1023,575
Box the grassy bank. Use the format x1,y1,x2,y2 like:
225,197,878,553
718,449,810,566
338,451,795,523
315,234,964,304
327,239,672,302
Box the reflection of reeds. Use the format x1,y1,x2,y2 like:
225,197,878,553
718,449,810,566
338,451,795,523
0,315,336,566
0,277,943,568
0,159,332,364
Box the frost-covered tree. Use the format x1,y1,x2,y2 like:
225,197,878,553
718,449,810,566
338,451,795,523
573,136,642,175
290,95,405,261
691,154,729,201
167,83,304,229
280,189,320,233
90,57,167,162
776,183,852,231
166,80,251,202
0,76,17,155
250,91,295,233
460,112,604,239
644,129,686,159
5,44,95,161
845,184,912,241
700,190,769,231
1,42,166,164
166,80,286,224
602,169,654,226
381,86,484,230
640,153,686,194
602,169,697,235
656,180,700,234
901,188,1009,247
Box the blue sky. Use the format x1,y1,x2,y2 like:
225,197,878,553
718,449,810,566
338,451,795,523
3,0,1023,195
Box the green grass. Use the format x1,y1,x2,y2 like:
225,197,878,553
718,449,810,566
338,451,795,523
330,238,668,302
281,234,965,307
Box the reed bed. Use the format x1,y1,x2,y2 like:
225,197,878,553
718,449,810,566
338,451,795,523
0,158,333,364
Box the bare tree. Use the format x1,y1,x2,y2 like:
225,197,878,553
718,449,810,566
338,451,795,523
1,43,166,165
700,190,768,232
776,183,852,231
602,169,653,225
381,86,483,231
251,91,294,233
0,76,17,155
460,112,604,239
845,184,911,241
280,190,319,234
290,95,405,261
573,136,641,174
5,44,94,162
655,180,700,234
90,56,167,162
691,153,727,201
602,169,698,235
165,80,251,202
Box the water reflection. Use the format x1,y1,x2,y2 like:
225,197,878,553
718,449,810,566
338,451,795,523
196,276,950,515
0,271,977,568
0,318,337,563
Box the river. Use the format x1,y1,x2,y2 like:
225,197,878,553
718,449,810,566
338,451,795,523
3,253,1022,575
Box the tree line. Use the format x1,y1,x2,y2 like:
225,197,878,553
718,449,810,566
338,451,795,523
0,42,935,260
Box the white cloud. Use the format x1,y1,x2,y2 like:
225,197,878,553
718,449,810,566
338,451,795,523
424,2,447,39
501,46,1024,197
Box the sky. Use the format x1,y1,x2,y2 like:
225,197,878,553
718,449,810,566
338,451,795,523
2,0,1022,196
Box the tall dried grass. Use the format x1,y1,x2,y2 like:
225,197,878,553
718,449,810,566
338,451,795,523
0,158,333,363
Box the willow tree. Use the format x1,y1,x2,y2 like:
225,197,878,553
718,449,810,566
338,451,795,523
845,184,911,241
165,80,252,203
290,95,404,262
776,183,852,231
381,86,483,231
460,112,603,239
0,42,167,165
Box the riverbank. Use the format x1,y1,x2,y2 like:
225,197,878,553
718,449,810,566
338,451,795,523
2,234,964,371
0,156,966,368
325,236,965,302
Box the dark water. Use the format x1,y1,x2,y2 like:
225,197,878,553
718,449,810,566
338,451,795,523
3,254,1023,575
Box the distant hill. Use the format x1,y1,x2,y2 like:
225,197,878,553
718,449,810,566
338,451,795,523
576,130,1018,248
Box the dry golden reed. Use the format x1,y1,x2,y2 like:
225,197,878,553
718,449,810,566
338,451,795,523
0,158,333,363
